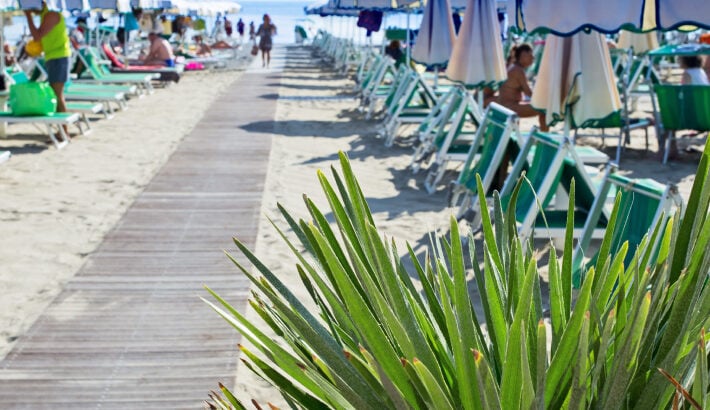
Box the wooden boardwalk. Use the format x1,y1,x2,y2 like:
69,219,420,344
0,49,284,409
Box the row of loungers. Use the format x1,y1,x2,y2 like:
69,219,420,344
0,47,177,150
314,31,686,288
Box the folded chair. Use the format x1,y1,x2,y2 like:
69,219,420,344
381,71,441,146
422,89,484,193
411,88,477,174
495,130,609,243
448,103,520,223
654,84,710,164
572,165,683,287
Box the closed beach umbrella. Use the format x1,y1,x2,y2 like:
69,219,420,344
617,30,658,54
411,0,455,67
446,0,506,88
531,31,621,129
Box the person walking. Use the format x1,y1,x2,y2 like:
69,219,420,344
248,21,255,43
256,14,276,67
236,18,245,44
25,1,71,140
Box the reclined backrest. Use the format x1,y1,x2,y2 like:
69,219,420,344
460,103,518,192
655,84,710,132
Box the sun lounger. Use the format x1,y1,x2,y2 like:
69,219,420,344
74,48,158,95
380,71,440,146
572,165,683,287
99,44,182,83
448,103,520,224
420,88,484,192
654,84,710,163
64,89,127,117
66,101,106,124
493,130,609,243
0,111,83,149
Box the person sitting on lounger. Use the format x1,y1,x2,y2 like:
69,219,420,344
193,35,212,56
492,43,549,131
679,55,709,85
140,32,175,67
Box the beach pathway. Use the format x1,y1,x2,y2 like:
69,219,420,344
0,47,285,408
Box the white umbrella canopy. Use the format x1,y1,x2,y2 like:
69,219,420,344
509,0,649,36
531,31,622,129
445,0,506,88
510,0,710,35
617,30,658,54
88,0,130,10
410,0,454,66
656,0,710,31
20,0,90,10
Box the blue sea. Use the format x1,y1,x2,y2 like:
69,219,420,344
2,0,422,46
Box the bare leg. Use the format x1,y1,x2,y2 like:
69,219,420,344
50,82,69,139
509,102,549,132
266,50,271,67
261,49,265,67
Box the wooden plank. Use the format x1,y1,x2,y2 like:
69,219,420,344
0,50,284,407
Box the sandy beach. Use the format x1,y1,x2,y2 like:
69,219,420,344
0,42,703,406
0,53,250,360
232,45,701,405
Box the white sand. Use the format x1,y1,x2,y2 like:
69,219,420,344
0,61,250,360
232,46,701,406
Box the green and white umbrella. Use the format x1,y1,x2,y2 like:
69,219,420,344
446,0,505,88
510,0,710,35
410,0,455,67
531,31,621,130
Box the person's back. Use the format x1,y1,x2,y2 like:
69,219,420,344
680,55,710,85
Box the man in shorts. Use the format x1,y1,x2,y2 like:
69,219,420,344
141,32,175,67
25,2,71,138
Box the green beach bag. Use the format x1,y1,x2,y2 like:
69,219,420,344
8,82,57,116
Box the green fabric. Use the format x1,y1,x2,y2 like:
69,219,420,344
40,8,71,61
502,134,562,223
460,109,512,192
655,85,710,131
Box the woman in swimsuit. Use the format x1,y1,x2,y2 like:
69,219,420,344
495,44,548,131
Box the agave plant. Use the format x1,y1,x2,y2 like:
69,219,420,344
205,140,710,409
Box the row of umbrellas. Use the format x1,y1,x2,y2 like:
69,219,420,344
0,0,241,13
396,0,707,129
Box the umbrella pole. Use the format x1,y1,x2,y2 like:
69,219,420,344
434,66,438,89
564,109,571,140
406,9,410,67
381,13,387,55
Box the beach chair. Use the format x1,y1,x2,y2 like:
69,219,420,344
411,88,474,172
422,89,484,193
572,165,683,287
448,103,520,223
654,84,710,163
362,61,401,119
483,130,609,243
99,44,182,83
381,71,440,146
2,73,89,148
74,48,158,95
